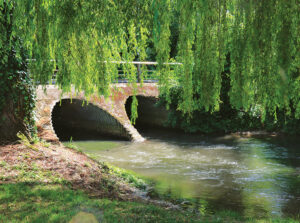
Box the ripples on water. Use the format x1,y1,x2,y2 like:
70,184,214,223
73,133,300,219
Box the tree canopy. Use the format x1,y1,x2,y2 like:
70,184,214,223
1,0,299,120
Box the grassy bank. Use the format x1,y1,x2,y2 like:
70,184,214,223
0,183,201,223
0,137,299,222
1,183,298,223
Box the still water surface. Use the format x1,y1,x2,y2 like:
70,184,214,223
72,132,300,219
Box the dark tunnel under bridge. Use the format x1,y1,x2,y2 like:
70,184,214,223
51,99,130,141
51,96,171,141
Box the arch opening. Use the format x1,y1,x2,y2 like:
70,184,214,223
51,99,130,141
125,96,172,138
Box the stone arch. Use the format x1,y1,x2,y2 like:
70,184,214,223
51,99,131,141
35,84,159,143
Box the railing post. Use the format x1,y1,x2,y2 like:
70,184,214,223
136,51,141,83
137,63,141,83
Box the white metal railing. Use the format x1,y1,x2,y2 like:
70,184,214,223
27,60,182,84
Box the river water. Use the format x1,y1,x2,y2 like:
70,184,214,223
72,131,300,219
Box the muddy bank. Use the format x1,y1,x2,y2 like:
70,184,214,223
0,141,139,200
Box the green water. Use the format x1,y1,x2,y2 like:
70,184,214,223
72,133,300,219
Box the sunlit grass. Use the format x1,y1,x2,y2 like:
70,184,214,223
106,163,148,190
0,183,200,223
1,183,298,223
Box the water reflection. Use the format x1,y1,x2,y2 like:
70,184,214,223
72,134,300,219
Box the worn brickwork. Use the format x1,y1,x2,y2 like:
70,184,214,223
35,83,159,143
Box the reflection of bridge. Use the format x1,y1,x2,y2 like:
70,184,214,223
35,83,159,143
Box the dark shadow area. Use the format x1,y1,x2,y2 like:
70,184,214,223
249,135,300,168
125,96,229,142
125,96,167,128
52,99,130,141
125,96,178,138
125,96,228,142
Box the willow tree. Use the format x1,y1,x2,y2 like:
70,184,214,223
0,0,299,142
0,2,35,142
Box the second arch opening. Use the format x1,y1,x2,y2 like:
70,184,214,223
125,96,171,137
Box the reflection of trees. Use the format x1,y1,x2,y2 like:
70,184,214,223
280,175,300,218
240,139,296,218
209,136,299,218
147,137,300,218
261,136,300,168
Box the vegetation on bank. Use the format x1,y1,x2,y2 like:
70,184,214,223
64,140,148,190
0,3,36,142
159,64,300,135
2,183,299,223
0,183,196,223
162,91,300,135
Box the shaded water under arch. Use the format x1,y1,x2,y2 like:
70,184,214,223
51,99,130,141
125,95,171,134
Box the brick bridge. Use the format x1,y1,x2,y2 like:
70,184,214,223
35,83,159,143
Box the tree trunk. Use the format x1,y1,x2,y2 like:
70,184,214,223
0,99,31,144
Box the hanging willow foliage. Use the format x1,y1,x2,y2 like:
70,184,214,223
152,0,173,107
229,0,300,120
0,0,299,122
193,0,227,113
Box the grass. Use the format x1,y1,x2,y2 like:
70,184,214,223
0,161,6,167
64,136,82,152
0,183,298,223
106,163,148,190
17,132,50,150
64,142,82,152
0,183,200,223
0,160,65,184
16,132,39,151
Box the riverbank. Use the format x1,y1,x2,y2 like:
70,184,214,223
0,136,298,222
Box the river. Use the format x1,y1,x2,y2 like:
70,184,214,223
71,130,300,219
